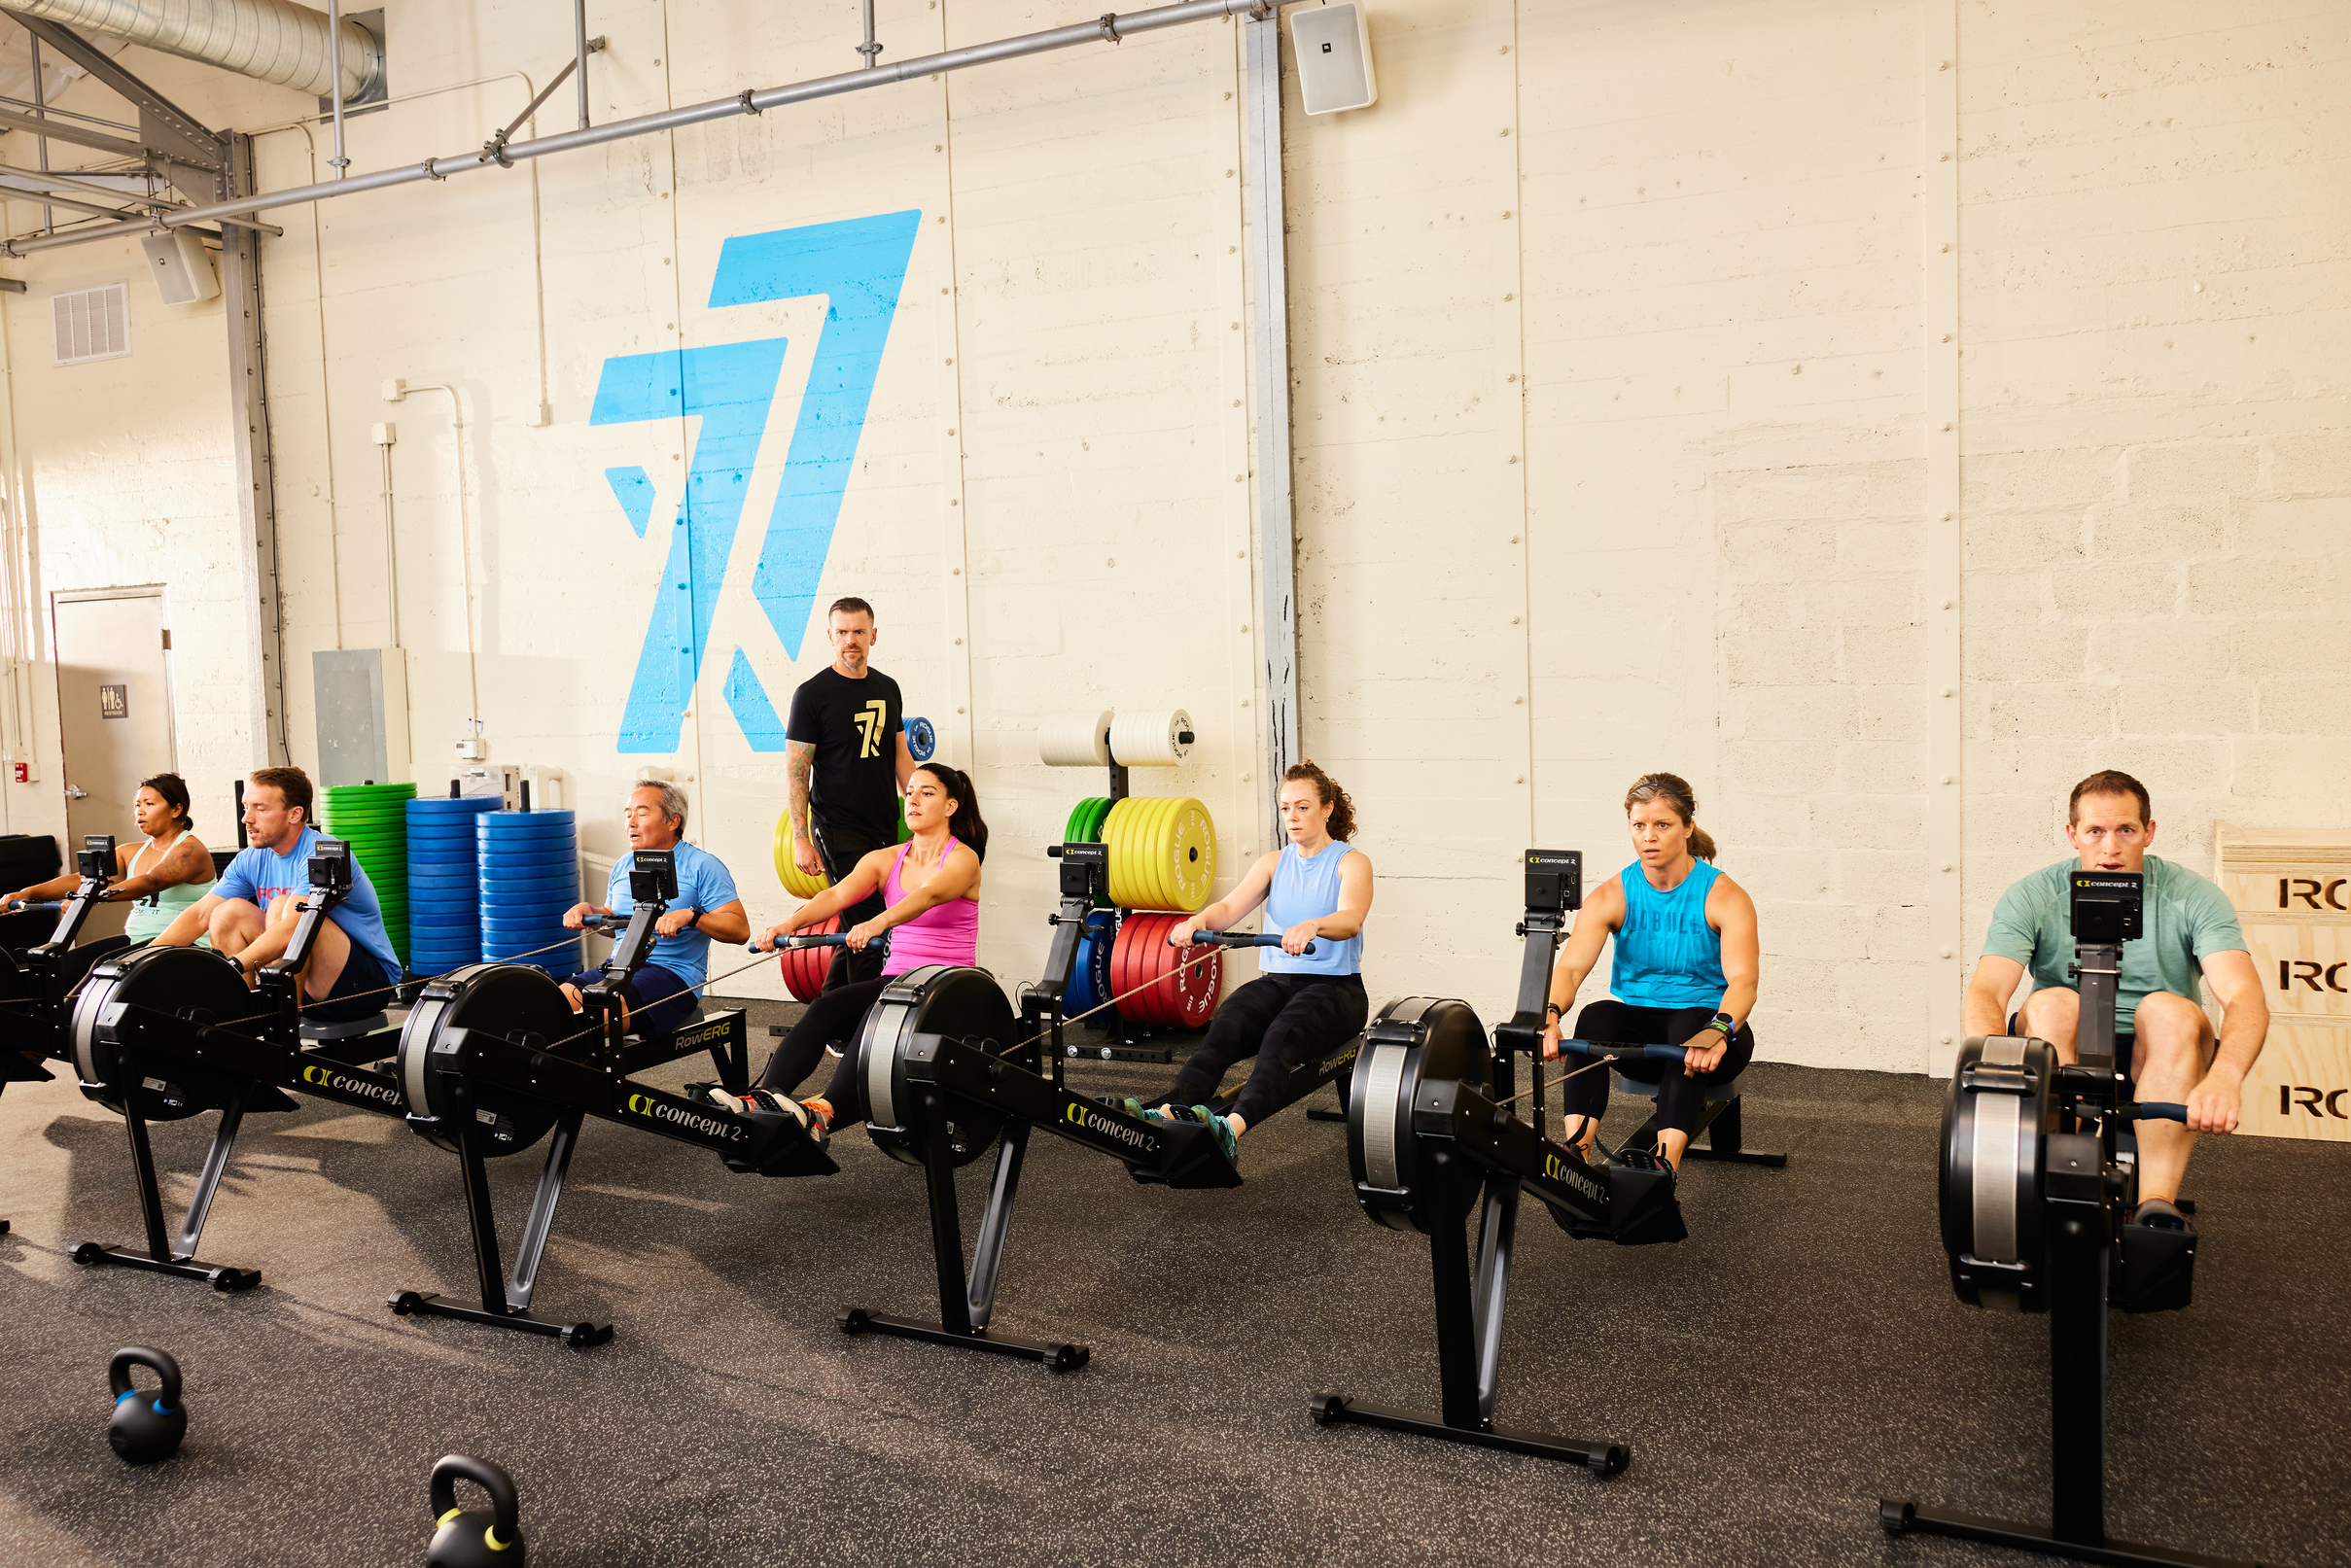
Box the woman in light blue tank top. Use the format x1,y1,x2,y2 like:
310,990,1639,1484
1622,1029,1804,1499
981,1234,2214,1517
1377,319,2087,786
1534,773,1761,1171
1132,762,1375,1168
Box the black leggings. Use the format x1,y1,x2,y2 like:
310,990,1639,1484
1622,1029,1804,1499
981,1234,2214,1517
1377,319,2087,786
1559,998,1755,1138
1158,973,1368,1127
758,976,884,1119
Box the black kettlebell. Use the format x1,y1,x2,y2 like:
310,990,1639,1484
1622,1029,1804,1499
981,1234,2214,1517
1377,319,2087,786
427,1454,526,1567
106,1346,186,1465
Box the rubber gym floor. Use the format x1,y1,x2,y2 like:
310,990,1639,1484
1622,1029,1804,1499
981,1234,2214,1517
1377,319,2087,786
3,1000,2345,1567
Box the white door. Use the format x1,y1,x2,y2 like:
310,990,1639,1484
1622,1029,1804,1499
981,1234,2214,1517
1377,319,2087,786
53,589,174,941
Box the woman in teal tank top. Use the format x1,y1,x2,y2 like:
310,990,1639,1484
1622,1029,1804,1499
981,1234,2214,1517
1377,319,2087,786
1534,773,1761,1171
0,773,217,958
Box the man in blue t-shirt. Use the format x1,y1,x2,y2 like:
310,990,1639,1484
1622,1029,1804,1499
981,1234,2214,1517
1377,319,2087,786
560,782,749,1037
1962,769,2267,1218
156,766,404,1025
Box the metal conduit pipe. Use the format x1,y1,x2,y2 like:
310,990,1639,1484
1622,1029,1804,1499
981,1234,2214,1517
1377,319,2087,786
0,0,1299,256
6,0,383,101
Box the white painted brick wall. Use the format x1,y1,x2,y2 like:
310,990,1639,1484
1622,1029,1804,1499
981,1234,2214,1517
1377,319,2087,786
0,0,2336,1058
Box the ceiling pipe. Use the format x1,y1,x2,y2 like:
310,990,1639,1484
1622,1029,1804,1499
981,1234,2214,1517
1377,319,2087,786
0,0,1297,258
6,0,383,101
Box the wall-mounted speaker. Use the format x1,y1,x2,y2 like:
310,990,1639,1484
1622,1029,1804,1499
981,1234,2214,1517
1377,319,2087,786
1291,2,1378,116
140,228,218,306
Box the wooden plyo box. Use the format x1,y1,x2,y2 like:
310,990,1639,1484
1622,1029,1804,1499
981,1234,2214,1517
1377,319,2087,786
2232,1023,2351,1144
2214,823,2351,1142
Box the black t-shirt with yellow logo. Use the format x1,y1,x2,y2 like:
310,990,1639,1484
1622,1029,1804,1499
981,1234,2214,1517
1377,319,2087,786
786,666,903,843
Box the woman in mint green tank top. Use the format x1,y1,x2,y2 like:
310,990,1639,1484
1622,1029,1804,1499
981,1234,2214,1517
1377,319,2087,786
1533,773,1761,1171
3,774,216,948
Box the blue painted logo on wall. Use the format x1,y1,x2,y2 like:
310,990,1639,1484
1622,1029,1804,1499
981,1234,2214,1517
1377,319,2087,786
591,209,922,753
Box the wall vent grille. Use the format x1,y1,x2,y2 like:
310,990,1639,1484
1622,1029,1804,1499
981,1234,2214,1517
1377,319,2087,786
52,283,130,366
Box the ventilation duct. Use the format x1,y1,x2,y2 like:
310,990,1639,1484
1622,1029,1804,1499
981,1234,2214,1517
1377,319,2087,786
5,0,381,101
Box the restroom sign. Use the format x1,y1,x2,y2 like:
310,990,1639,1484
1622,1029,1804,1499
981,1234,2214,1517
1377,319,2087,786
98,684,127,719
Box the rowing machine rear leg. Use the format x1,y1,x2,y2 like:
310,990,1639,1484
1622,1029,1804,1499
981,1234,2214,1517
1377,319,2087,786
1680,1096,1787,1168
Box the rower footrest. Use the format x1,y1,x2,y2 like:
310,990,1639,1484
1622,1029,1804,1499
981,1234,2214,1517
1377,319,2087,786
720,1108,841,1179
1129,1118,1242,1191
2116,1213,2196,1314
1557,1161,1685,1247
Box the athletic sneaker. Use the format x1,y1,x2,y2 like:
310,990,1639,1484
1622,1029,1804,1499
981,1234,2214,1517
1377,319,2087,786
684,1081,745,1112
1122,1097,1169,1123
685,1082,823,1142
2133,1197,2190,1231
1191,1104,1239,1167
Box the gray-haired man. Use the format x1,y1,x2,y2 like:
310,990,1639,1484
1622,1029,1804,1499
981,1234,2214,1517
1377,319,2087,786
560,782,750,1036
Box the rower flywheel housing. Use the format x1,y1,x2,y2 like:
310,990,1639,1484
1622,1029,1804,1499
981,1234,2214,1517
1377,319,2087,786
1346,996,1491,1236
398,963,584,1157
1939,1034,2057,1311
854,964,1017,1169
71,945,253,1123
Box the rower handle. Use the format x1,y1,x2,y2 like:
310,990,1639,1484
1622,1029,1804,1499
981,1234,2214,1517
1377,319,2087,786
2125,1101,2189,1124
1558,1037,1688,1064
748,932,884,953
7,900,63,914
1169,929,1317,956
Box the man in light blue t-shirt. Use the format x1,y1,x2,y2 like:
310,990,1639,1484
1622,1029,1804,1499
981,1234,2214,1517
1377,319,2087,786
156,766,403,1025
1962,769,2268,1217
560,782,750,1037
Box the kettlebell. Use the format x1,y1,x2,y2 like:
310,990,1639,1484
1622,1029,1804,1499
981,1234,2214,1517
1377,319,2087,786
105,1346,186,1465
427,1453,525,1567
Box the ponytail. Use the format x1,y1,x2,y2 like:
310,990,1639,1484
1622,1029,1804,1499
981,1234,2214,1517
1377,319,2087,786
1624,772,1716,862
914,763,988,862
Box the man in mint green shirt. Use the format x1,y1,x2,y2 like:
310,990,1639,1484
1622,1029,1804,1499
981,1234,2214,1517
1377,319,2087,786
1962,770,2267,1217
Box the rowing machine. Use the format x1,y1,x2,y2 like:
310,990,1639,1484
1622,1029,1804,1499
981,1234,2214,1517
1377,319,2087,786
1881,869,2260,1568
1,835,123,1085
837,841,1359,1371
67,839,404,1293
388,849,827,1347
1312,850,1684,1468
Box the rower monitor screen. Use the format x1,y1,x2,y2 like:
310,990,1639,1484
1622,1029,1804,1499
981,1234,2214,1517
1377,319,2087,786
77,834,116,880
1525,850,1582,914
630,849,679,905
2069,870,2142,945
306,838,353,893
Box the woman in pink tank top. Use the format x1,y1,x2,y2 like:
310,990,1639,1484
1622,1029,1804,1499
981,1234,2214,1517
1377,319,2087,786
724,763,986,1139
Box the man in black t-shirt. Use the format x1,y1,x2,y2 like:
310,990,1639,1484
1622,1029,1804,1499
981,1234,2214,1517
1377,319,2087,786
787,596,915,987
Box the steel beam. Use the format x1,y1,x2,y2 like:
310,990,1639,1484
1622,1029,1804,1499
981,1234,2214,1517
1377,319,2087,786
0,105,147,161
2,12,225,173
2,0,1309,257
219,131,290,767
1243,10,1298,846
